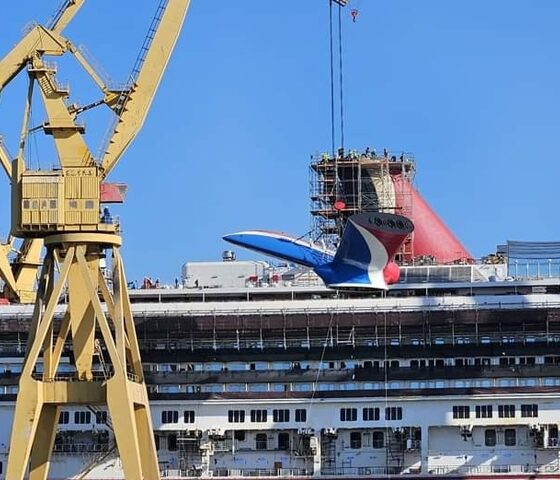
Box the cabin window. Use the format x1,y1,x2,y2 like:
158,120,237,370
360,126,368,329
204,384,223,393
272,409,290,422
545,356,560,365
234,430,246,441
484,429,497,447
96,411,108,424
205,363,222,372
452,406,470,419
255,433,267,450
385,407,402,421
161,410,178,424
184,410,195,423
226,384,245,393
74,411,91,424
58,411,70,424
350,432,362,449
250,409,267,423
363,407,380,421
372,431,384,449
475,405,493,418
340,408,357,422
228,410,245,423
497,378,515,387
295,409,307,422
249,384,268,392
498,405,515,418
505,428,516,446
168,434,177,451
521,404,538,418
278,432,290,450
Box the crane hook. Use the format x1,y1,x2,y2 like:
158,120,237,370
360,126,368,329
350,8,358,22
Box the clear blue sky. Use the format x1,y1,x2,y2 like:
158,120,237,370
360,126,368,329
1,0,560,283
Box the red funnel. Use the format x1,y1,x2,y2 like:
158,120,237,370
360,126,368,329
392,175,471,263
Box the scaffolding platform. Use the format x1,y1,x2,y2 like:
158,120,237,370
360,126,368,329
309,148,416,262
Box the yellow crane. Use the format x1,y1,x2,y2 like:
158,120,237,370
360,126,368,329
0,1,191,479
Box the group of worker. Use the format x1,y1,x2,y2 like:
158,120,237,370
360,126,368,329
319,147,409,163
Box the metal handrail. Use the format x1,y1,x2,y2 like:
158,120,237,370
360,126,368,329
428,463,560,475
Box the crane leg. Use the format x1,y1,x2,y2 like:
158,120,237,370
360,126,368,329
29,404,60,480
106,378,145,479
6,235,160,480
5,381,42,480
136,402,161,478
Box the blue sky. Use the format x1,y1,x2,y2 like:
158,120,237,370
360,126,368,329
1,0,560,283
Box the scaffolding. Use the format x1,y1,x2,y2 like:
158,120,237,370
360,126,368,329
309,148,416,262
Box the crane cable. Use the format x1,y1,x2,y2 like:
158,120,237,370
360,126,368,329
338,5,345,151
328,1,346,155
329,1,336,157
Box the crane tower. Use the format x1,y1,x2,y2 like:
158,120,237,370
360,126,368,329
0,1,190,478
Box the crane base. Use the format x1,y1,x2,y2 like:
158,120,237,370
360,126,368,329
6,234,160,480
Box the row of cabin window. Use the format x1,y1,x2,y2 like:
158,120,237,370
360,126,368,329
341,407,402,422
152,376,560,395
452,404,538,419
145,354,560,374
484,428,517,447
2,354,559,378
162,410,195,424
157,431,387,452
58,411,107,425
157,431,293,451
161,408,308,424
348,431,385,449
228,408,307,423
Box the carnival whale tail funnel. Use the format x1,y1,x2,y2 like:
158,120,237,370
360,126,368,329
316,212,413,289
223,212,413,290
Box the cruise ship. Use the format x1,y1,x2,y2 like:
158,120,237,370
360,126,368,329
0,168,560,480
2,255,560,479
0,144,559,479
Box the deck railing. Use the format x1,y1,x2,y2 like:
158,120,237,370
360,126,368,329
210,468,308,478
429,463,560,475
52,443,110,455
